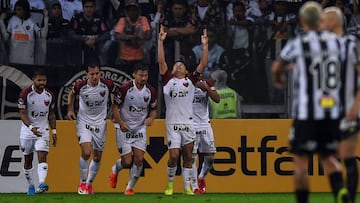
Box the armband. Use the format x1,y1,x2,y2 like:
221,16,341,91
28,124,34,131
52,129,57,134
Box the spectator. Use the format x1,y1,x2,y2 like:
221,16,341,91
226,1,252,74
0,11,8,64
10,0,45,11
46,0,71,65
1,0,48,65
189,0,225,45
69,0,110,65
161,0,196,67
347,0,360,38
209,69,242,118
58,0,83,21
114,0,151,76
190,29,227,78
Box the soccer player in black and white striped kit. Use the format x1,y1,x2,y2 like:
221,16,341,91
321,7,360,203
272,1,350,203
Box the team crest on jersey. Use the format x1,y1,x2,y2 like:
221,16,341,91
183,82,189,87
44,100,50,106
20,147,25,152
100,91,106,97
26,25,30,30
143,96,149,102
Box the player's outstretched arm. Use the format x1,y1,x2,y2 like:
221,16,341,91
66,90,76,120
195,29,209,74
158,25,168,75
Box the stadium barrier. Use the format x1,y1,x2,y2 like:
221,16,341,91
1,119,354,193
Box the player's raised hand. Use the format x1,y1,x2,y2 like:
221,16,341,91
201,29,208,46
158,25,167,41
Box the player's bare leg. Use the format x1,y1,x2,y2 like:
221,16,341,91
293,155,310,203
110,151,132,188
125,148,144,195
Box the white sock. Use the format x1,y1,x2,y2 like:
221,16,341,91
191,155,199,190
167,166,177,182
86,160,100,184
126,164,143,190
37,162,48,184
112,159,123,174
23,167,34,186
182,167,193,190
79,157,89,182
199,156,214,179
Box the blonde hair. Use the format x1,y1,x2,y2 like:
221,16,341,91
299,1,323,29
323,6,344,28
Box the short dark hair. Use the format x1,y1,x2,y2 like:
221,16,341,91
133,63,149,73
86,64,100,72
32,68,47,78
14,0,31,19
82,0,95,6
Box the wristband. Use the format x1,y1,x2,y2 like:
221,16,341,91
28,124,33,131
52,129,57,134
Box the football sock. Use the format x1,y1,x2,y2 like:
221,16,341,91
167,166,177,182
86,160,100,184
191,155,199,190
295,189,309,203
23,167,34,186
182,167,193,190
199,156,214,179
112,159,123,174
126,164,143,190
344,157,358,203
37,162,48,184
79,156,89,182
329,171,345,197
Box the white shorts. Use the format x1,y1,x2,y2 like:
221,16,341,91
166,124,196,149
193,125,217,154
19,137,50,155
77,119,107,151
116,126,147,155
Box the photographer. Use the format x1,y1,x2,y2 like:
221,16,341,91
114,0,151,76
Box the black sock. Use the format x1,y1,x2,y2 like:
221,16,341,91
295,189,309,203
329,171,345,197
344,157,358,203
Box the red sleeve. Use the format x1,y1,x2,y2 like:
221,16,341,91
188,72,200,85
72,80,86,95
115,81,132,105
46,88,56,111
147,84,157,110
161,70,173,86
101,78,116,93
18,86,32,109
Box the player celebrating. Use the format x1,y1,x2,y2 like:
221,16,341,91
158,25,208,195
109,63,157,195
191,79,220,194
321,7,360,203
18,69,57,195
66,64,116,195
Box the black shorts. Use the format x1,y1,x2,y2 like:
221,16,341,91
289,119,340,156
339,118,360,141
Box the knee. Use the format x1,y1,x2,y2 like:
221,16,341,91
122,158,133,168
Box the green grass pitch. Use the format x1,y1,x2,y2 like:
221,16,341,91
1,193,359,203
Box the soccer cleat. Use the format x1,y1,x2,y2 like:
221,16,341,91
337,188,351,203
184,187,195,195
194,188,205,194
27,185,35,195
109,171,118,188
77,182,87,195
86,184,93,195
164,182,174,195
124,189,135,195
198,178,206,194
36,183,49,194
